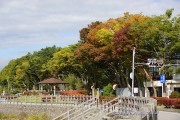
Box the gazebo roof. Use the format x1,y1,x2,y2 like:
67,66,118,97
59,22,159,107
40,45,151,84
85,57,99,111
38,78,69,84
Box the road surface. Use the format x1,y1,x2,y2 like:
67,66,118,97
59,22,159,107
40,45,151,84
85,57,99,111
158,111,180,120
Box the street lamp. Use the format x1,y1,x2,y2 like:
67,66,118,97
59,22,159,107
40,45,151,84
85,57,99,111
131,47,135,96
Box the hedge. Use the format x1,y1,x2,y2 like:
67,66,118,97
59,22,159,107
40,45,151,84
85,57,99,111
153,97,180,109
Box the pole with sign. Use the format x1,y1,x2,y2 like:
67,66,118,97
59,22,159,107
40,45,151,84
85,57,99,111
160,74,166,97
100,89,104,96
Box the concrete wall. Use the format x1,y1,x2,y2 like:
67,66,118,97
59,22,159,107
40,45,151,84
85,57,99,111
173,74,180,81
116,88,131,96
0,103,70,118
116,88,145,97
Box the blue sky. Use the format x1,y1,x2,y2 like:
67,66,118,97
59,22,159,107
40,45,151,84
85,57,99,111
0,0,179,70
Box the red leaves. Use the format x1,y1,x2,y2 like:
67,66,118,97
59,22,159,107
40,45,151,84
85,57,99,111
173,99,180,109
112,25,132,58
75,43,94,59
89,46,112,62
59,90,88,95
76,14,149,63
153,97,180,109
162,98,173,108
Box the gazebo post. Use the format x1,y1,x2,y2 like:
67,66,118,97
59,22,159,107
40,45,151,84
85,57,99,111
39,84,43,90
39,84,40,90
53,85,56,96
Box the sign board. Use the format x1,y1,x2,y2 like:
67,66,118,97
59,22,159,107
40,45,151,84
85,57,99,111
148,58,163,67
130,72,133,79
160,74,166,83
148,58,157,64
134,88,138,93
100,89,104,93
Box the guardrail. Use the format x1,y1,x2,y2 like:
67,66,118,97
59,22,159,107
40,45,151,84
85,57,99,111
1,95,157,120
99,96,157,120
52,97,98,120
0,95,93,106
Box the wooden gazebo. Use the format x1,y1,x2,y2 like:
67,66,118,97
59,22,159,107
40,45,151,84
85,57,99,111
38,78,69,95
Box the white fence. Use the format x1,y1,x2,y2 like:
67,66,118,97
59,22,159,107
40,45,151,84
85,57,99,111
0,95,157,120
0,94,94,118
52,96,157,120
0,94,93,106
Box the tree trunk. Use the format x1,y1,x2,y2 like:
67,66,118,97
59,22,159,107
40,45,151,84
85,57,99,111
123,68,131,91
143,68,157,97
143,79,150,97
135,75,143,97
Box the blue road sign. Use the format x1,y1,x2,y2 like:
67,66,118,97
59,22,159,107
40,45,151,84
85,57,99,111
100,89,104,93
160,74,166,83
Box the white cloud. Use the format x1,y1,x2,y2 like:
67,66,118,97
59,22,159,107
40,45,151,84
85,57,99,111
0,0,179,69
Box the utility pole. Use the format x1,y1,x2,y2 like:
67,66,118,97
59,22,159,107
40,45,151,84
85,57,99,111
132,47,135,96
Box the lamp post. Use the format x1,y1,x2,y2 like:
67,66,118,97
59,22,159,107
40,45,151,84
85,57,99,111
132,47,135,96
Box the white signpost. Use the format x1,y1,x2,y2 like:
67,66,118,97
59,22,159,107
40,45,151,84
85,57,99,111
160,74,166,97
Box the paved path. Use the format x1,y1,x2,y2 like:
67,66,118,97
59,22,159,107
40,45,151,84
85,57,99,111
158,111,180,120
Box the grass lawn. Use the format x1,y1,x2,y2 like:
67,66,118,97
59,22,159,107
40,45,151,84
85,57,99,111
10,95,42,103
157,105,165,109
0,112,51,120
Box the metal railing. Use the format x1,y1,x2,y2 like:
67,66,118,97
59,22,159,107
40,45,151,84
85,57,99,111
1,95,157,120
98,96,157,120
52,97,98,120
0,94,93,106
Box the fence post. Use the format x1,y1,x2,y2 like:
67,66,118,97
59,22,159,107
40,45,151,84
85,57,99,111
68,95,69,106
46,95,47,106
56,95,58,105
30,95,32,105
17,96,18,105
68,110,70,120
21,95,22,105
96,97,98,108
40,95,42,105
51,95,53,105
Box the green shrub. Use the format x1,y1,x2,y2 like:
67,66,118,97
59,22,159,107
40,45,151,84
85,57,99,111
170,91,180,98
103,83,115,97
0,113,17,119
38,113,51,120
11,89,21,94
28,114,39,120
18,112,28,120
28,113,51,120
0,113,8,119
0,112,51,120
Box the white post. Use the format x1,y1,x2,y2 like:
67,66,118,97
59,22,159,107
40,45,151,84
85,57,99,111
162,83,163,97
132,47,135,96
92,88,95,97
40,85,43,90
145,88,147,97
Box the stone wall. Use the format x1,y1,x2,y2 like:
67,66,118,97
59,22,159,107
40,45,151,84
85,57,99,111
0,103,71,118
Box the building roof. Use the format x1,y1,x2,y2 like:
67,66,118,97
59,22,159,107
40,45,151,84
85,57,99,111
38,78,69,84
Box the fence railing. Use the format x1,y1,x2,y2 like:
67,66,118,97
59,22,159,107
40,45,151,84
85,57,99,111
0,94,93,106
98,96,157,120
0,95,157,120
52,97,98,120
